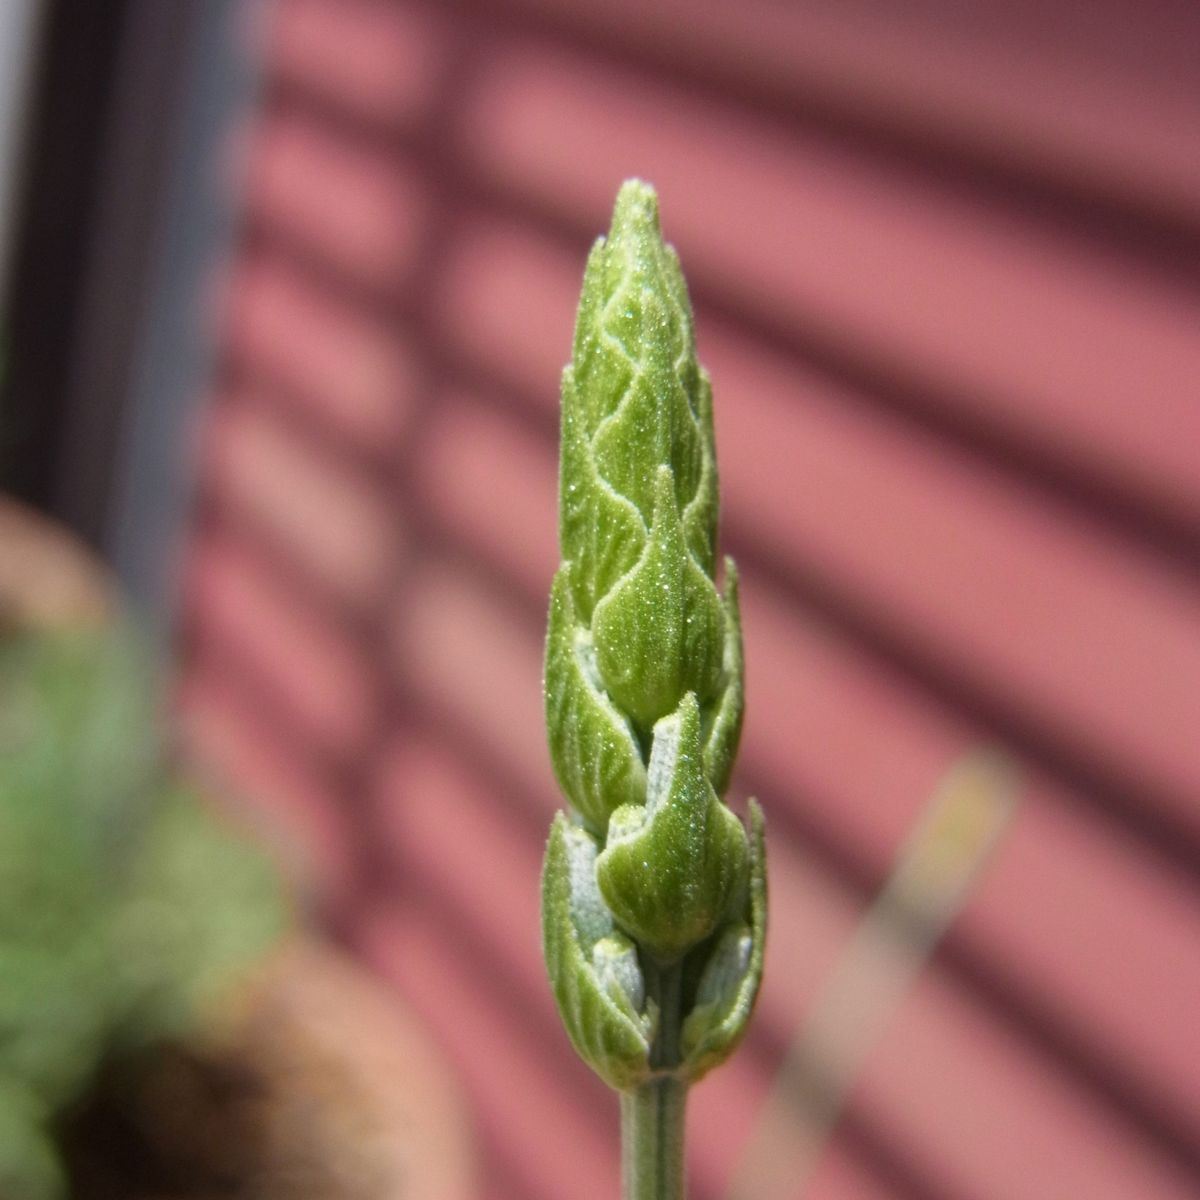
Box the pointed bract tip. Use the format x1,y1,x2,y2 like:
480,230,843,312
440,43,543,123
609,179,660,244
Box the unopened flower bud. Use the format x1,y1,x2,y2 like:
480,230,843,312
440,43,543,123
541,180,765,1096
596,694,748,963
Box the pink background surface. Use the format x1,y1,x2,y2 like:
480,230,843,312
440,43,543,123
179,2,1200,1198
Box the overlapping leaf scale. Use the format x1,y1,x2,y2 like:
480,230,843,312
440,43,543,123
592,468,725,732
557,372,647,623
541,815,654,1091
681,799,767,1081
569,183,707,526
680,370,719,577
596,694,748,963
590,287,704,530
701,559,745,798
545,567,648,836
569,240,628,435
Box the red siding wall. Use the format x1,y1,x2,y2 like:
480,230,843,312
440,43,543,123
179,3,1200,1199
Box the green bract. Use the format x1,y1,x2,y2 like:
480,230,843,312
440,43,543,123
542,815,654,1090
596,694,747,963
680,799,766,1082
541,180,765,1094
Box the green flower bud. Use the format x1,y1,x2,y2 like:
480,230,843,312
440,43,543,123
541,814,655,1090
596,694,748,963
541,179,765,1096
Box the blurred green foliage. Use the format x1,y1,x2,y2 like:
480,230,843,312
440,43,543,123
0,629,286,1198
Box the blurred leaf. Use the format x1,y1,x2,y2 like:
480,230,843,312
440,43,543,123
0,627,286,1193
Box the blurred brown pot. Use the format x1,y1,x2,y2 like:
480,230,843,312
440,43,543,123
65,936,477,1200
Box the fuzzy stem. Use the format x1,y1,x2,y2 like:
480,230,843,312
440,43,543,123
622,961,687,1200
621,1076,687,1200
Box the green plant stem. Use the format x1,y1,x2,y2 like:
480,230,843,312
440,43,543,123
621,1076,687,1200
622,961,687,1200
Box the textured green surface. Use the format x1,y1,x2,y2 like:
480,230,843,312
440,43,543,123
680,800,766,1081
596,694,748,964
542,815,654,1090
541,181,766,1104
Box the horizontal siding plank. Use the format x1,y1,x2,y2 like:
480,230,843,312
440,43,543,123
687,1047,774,1199
413,389,558,594
186,532,375,756
224,251,418,449
390,557,553,814
801,1138,907,1200
241,106,431,291
205,393,398,609
431,213,576,412
741,581,976,870
959,795,1200,1138
265,0,447,133
751,839,870,1047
